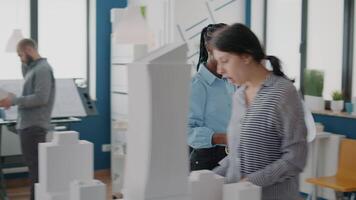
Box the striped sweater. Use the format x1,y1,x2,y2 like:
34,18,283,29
216,74,308,200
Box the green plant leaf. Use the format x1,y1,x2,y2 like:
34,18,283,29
140,6,146,18
331,90,343,101
304,69,324,97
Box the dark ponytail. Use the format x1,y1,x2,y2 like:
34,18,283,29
196,23,227,71
212,23,291,80
266,55,294,82
265,55,284,76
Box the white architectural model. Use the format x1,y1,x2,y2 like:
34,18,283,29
223,182,261,200
189,170,261,200
122,43,191,200
70,180,106,200
189,170,224,200
110,1,248,197
35,131,106,200
120,42,261,200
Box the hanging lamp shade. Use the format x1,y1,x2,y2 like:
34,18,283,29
5,29,24,53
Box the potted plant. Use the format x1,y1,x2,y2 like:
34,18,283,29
331,91,344,113
304,69,325,111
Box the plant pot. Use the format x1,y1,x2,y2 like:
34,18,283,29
304,95,325,111
331,100,344,113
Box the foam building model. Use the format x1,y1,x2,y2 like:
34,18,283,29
122,43,191,200
70,180,106,200
189,170,261,200
35,131,106,200
33,42,260,200
223,181,261,200
120,42,261,200
189,170,224,200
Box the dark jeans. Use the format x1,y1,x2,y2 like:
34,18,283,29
189,146,227,171
18,126,47,200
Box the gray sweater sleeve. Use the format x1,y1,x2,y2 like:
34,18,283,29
21,64,28,77
13,66,53,109
246,87,308,187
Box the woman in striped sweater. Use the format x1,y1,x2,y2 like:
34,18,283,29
212,23,308,200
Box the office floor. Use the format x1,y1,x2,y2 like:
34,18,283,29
5,171,309,200
5,170,120,200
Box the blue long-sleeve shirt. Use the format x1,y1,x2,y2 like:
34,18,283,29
188,64,234,149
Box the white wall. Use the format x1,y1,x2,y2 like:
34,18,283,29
145,0,245,67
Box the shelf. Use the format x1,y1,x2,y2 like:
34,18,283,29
312,110,356,119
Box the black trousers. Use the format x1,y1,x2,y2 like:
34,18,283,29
189,146,227,171
18,126,47,200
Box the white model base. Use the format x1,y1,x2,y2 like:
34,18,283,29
223,182,261,200
189,170,224,200
35,131,100,200
120,196,190,200
35,183,69,200
70,180,106,200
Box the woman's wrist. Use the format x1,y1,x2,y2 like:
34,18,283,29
212,133,227,145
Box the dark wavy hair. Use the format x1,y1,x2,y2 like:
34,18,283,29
211,23,289,79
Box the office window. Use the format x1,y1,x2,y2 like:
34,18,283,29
38,0,87,79
0,0,30,80
307,0,344,100
266,0,302,88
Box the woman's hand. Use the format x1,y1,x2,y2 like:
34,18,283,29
240,177,248,182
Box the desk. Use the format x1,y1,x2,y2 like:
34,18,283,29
0,117,82,200
300,132,345,200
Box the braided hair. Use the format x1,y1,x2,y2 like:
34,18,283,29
196,23,227,71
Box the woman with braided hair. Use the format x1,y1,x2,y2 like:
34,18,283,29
188,23,235,171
